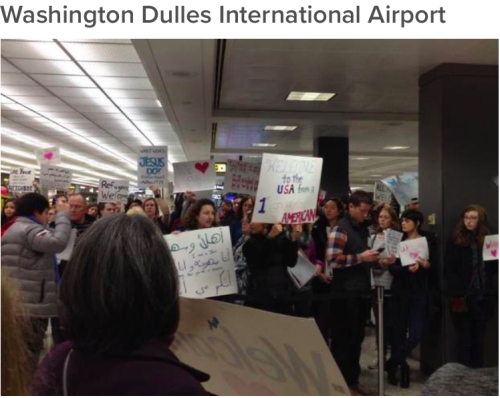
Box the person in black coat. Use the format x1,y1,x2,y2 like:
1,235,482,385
387,209,437,389
243,222,301,315
446,204,498,368
310,198,345,341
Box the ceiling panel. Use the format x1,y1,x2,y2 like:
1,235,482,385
79,62,147,78
1,40,70,60
9,59,85,75
31,75,95,88
61,42,141,63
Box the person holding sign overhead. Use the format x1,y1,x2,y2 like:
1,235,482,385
243,221,301,315
446,205,498,369
387,209,437,388
325,190,379,395
1,193,71,373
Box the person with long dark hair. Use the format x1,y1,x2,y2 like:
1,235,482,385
387,209,437,388
310,198,345,341
1,198,16,227
230,196,254,244
446,205,497,368
33,214,210,395
182,198,218,231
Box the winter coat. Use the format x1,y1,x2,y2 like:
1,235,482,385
1,212,71,318
33,340,210,395
243,232,299,297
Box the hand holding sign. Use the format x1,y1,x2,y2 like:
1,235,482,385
483,235,499,261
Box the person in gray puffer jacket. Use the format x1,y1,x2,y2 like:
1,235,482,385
1,192,71,371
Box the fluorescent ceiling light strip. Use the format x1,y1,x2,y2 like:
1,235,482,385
1,94,137,169
54,40,156,147
264,125,298,131
1,130,137,180
286,91,336,101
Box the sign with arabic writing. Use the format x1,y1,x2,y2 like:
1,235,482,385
164,227,237,298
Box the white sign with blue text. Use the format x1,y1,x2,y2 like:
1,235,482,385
137,146,168,189
164,227,237,299
252,153,323,224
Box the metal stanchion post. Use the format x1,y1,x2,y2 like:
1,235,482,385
376,286,385,396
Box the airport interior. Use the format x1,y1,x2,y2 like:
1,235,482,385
1,39,498,396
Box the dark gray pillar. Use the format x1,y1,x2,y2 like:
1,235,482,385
419,63,498,374
314,137,350,200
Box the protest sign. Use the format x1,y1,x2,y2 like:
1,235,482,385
381,173,418,206
98,179,129,204
483,235,499,261
8,168,35,193
40,165,72,191
173,160,216,193
252,153,323,224
56,229,77,262
171,297,349,396
137,146,168,189
288,250,316,289
223,160,260,196
384,229,404,256
398,237,429,266
373,181,392,204
164,227,237,298
35,147,61,165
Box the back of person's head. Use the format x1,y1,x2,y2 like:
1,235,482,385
126,206,147,217
59,214,180,354
348,190,372,207
400,209,424,231
14,193,49,217
1,276,30,396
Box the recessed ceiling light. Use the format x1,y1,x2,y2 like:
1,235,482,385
352,157,370,160
370,174,383,177
286,91,336,102
384,146,410,150
264,125,298,131
252,143,277,148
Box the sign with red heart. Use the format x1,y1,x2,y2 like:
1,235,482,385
35,147,61,165
173,160,216,193
483,234,499,261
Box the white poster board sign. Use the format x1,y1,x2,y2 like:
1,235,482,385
40,165,72,191
223,160,260,196
373,181,392,204
382,173,418,207
35,147,61,165
171,297,349,396
137,146,168,189
398,237,429,266
288,250,316,289
98,179,129,204
483,234,499,261
173,160,216,193
8,168,35,193
384,229,404,256
56,229,77,262
164,227,237,298
252,153,323,224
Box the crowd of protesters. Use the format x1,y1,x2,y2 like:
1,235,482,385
1,183,497,395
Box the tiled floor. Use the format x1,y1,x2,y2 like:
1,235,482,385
359,330,428,396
